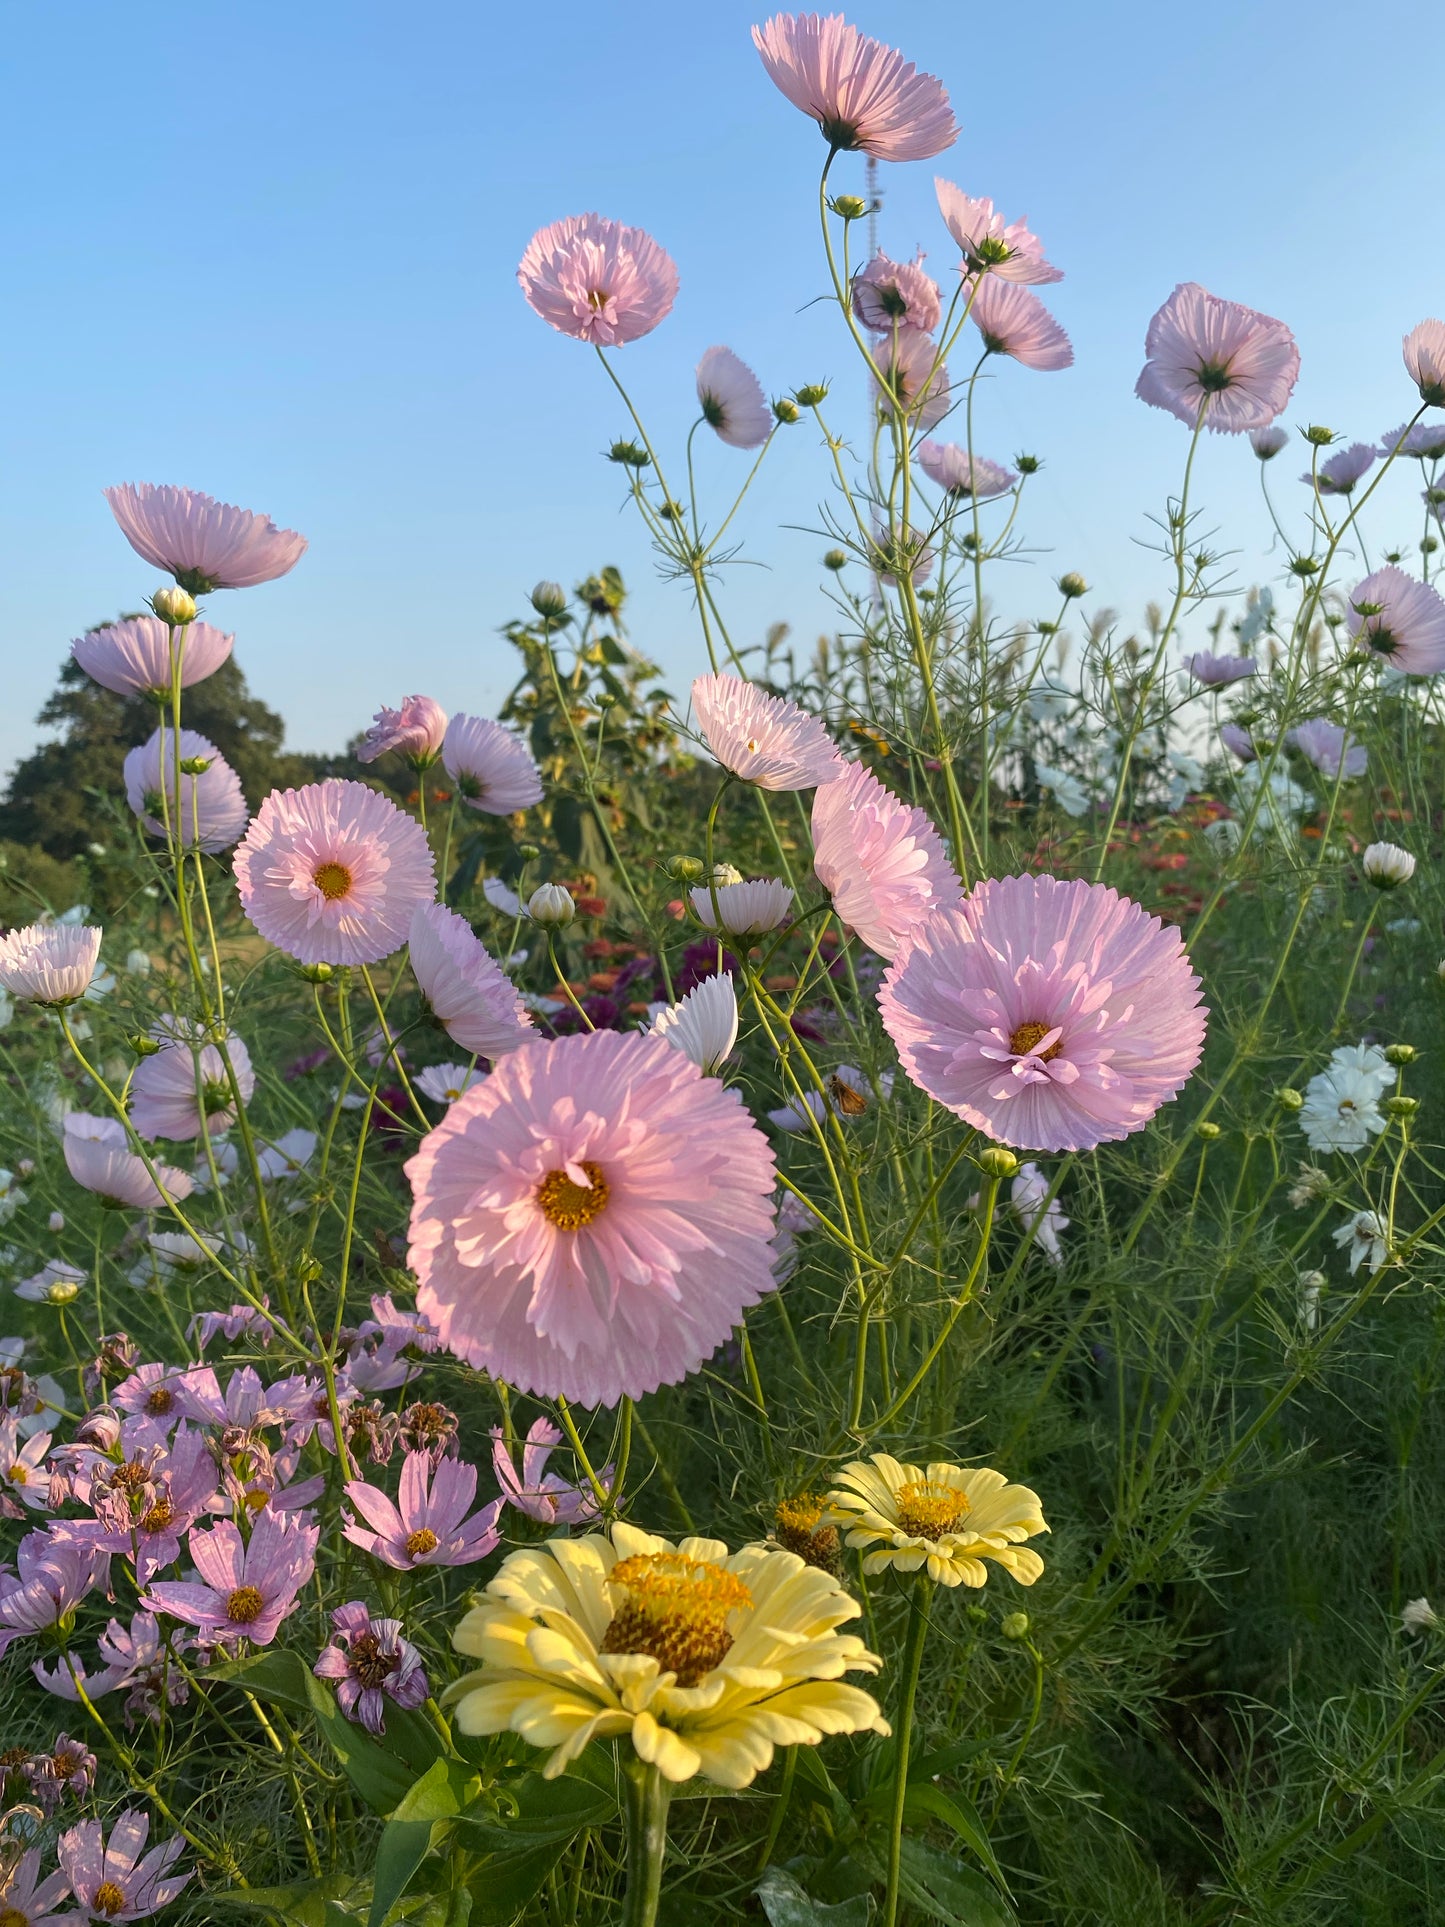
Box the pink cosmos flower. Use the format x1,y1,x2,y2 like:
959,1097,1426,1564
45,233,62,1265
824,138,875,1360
0,923,101,1005
409,902,534,1057
1135,283,1299,434
918,441,1017,498
143,1509,317,1648
0,1531,110,1656
0,1411,54,1509
518,213,678,347
1403,320,1445,406
188,1303,272,1351
1346,566,1445,672
490,1416,607,1525
235,779,436,966
63,1115,194,1212
871,518,936,586
935,181,1062,284
0,1848,71,1927
113,1365,223,1432
752,13,958,160
1183,651,1257,687
812,760,960,958
123,728,249,854
875,328,950,430
1219,722,1257,761
313,1600,429,1735
406,1028,778,1406
356,695,449,769
691,673,842,790
1304,441,1375,495
442,714,544,814
878,874,1207,1152
696,346,773,449
852,252,942,333
1289,718,1367,779
129,1029,254,1140
342,1450,500,1569
104,484,306,594
1250,426,1288,459
57,1810,189,1921
96,1427,220,1587
1379,418,1445,460
26,1732,98,1809
71,615,233,699
969,275,1073,371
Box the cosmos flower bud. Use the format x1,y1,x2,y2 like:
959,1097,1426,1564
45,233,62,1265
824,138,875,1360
1361,842,1416,888
666,856,706,883
823,548,848,572
608,440,651,468
527,883,575,927
1289,556,1320,577
1384,1094,1419,1120
708,863,744,887
1015,453,1042,474
1385,1043,1416,1065
772,397,800,424
177,755,213,776
529,580,568,619
1275,1087,1304,1112
151,585,198,625
830,194,868,220
1057,572,1088,599
1196,1120,1222,1139
516,843,541,862
126,1032,165,1057
298,962,334,983
1000,1612,1031,1640
1303,424,1335,446
978,1146,1019,1179
794,383,829,408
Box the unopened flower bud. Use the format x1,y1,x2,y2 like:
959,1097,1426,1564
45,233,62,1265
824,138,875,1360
978,1146,1019,1179
529,580,567,619
794,383,829,408
830,194,868,220
126,1032,164,1057
1384,1095,1419,1120
1000,1611,1030,1641
1303,424,1336,446
1385,1042,1416,1065
516,843,541,862
772,397,800,424
1275,1087,1304,1112
823,548,848,572
608,440,651,468
965,1603,989,1625
76,1407,121,1451
1196,1119,1222,1140
666,856,706,883
151,585,197,625
1015,452,1041,474
17,1159,34,1178
177,755,212,776
298,962,334,984
1289,555,1320,577
658,500,685,521
48,1211,64,1233
527,883,575,927
1058,572,1088,599
1362,841,1416,888
1403,1597,1440,1633
1423,536,1439,555
709,863,744,887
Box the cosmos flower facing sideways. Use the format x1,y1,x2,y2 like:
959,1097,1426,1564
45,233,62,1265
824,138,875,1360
491,1417,607,1525
1183,650,1256,687
918,441,1017,498
690,878,794,936
1347,566,1445,674
518,214,678,347
123,729,250,855
752,12,957,161
935,180,1062,283
812,761,960,959
442,715,544,814
1250,426,1288,459
63,1115,194,1212
1135,283,1299,433
874,328,950,430
72,615,233,700
968,275,1073,371
852,251,941,333
823,1453,1049,1588
104,484,307,594
1304,441,1375,496
128,1028,255,1141
1288,718,1367,780
0,924,101,1006
1403,319,1445,406
408,902,534,1058
695,347,773,449
690,673,841,791
649,972,740,1075
356,696,449,769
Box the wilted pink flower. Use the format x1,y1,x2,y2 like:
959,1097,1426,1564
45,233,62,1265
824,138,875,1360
1183,651,1257,687
235,779,435,966
0,923,101,1005
918,441,1017,498
25,1731,98,1808
491,1416,607,1524
313,1600,429,1735
752,13,957,160
104,484,306,594
1304,441,1375,495
1346,565,1445,673
442,714,543,814
356,695,449,769
343,1451,500,1569
0,1531,110,1655
969,275,1072,371
71,615,233,699
1219,722,1257,761
1403,320,1445,406
518,213,678,347
691,673,841,790
409,902,533,1057
935,181,1062,284
57,1809,189,1921
878,875,1207,1152
1379,418,1445,460
1135,283,1299,433
187,1303,273,1351
875,328,950,430
129,1029,254,1140
1250,426,1288,459
63,1115,194,1212
123,728,249,854
407,1028,777,1406
143,1509,317,1648
853,251,941,332
95,1427,219,1586
696,346,772,449
812,761,960,958
0,1848,70,1927
1289,717,1367,779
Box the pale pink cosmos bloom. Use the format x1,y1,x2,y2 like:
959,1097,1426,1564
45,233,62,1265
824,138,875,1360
342,1450,501,1569
1135,283,1299,434
1183,651,1257,687
63,1115,194,1212
875,328,950,430
0,923,101,1005
0,1411,54,1509
871,519,936,586
71,615,233,700
691,673,842,790
406,1028,777,1407
752,13,958,160
1219,722,1257,762
143,1510,317,1648
104,484,306,595
812,760,960,958
918,441,1017,498
491,1416,606,1524
442,714,544,814
969,275,1073,371
123,728,249,854
1304,441,1375,495
1403,320,1445,406
518,213,678,347
1347,565,1445,674
1250,426,1289,459
0,1847,71,1927
690,877,794,935
1379,418,1445,460
57,1811,188,1922
129,1030,255,1141
1289,718,1367,779
235,779,435,966
356,695,449,769
696,346,773,449
878,875,1207,1152
0,1532,110,1655
409,902,534,1057
935,181,1062,284
852,251,942,333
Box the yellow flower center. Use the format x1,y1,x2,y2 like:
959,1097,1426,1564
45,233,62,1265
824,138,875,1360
405,1527,439,1558
536,1161,610,1230
313,861,353,901
8,1463,26,1486
895,1479,972,1541
1009,1020,1060,1061
226,1585,265,1624
599,1552,753,1687
146,1386,175,1414
774,1494,841,1575
140,1498,174,1532
1,1904,32,1927
93,1885,128,1918
112,1458,150,1490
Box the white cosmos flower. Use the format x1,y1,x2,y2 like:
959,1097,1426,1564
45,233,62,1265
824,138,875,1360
482,877,525,918
1402,1597,1439,1633
416,1063,484,1104
1010,1162,1069,1264
1332,1208,1388,1275
649,973,739,1075
1033,762,1090,817
1362,841,1416,888
1299,1063,1388,1153
690,878,793,936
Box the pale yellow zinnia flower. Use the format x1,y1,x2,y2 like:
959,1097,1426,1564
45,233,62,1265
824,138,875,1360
445,1521,889,1787
823,1453,1048,1589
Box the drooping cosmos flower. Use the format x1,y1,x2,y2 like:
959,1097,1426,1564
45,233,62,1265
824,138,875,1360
852,251,942,333
689,877,794,936
1334,1207,1388,1275
104,484,307,595
1182,650,1257,687
917,441,1017,498
442,714,544,814
823,1453,1048,1588
1249,426,1289,459
1299,1042,1392,1153
1288,718,1367,779
1219,722,1257,762
879,874,1207,1152
406,1028,777,1406
1361,841,1417,888
1010,1161,1068,1264
0,923,101,1006
935,181,1062,283
649,971,739,1074
408,902,533,1057
447,1522,888,1785
356,695,449,769
415,1063,485,1105
1379,419,1445,460
313,1601,429,1735
129,1029,255,1141
71,615,234,700
812,761,960,958
491,1417,606,1525
1135,283,1299,433
874,328,950,430
1403,320,1445,406
235,780,435,966
870,519,936,586
1304,440,1376,495
343,1451,501,1570
518,214,678,347
143,1510,317,1648
62,1115,194,1211
123,728,250,855
752,12,957,160
968,274,1072,370
690,673,842,790
1347,565,1445,673
0,1533,110,1655
695,347,772,449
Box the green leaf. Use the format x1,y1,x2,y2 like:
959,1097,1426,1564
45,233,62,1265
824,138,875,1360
894,1841,1017,1927
858,1781,1003,1886
466,1842,560,1925
302,1672,420,1813
455,1769,613,1847
214,1878,369,1927
369,1758,482,1927
789,1744,857,1832
757,1867,874,1925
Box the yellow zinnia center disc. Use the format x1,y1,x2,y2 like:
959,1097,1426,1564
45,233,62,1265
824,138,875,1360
536,1161,610,1230
1009,1020,1060,1061
895,1478,972,1540
600,1551,753,1686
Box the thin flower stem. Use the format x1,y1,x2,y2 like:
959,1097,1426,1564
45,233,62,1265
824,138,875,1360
621,1759,671,1927
882,1577,932,1927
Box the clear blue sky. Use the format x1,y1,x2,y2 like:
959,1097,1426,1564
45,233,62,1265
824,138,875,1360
3,0,1440,779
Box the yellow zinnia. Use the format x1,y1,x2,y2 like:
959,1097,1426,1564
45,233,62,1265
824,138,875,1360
445,1521,889,1787
823,1453,1048,1588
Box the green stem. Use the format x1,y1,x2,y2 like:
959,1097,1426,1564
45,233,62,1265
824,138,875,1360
883,1578,932,1927
621,1759,671,1927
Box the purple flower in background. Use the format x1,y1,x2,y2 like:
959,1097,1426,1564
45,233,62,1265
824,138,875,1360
343,1452,501,1569
57,1809,189,1921
695,346,773,449
1,1412,54,1509
0,1532,109,1655
143,1511,317,1649
1183,650,1257,687
1346,565,1445,674
917,441,1017,498
1379,418,1445,460
33,1609,190,1726
491,1417,608,1525
313,1601,429,1735
1303,440,1375,495
1249,426,1288,458
1220,722,1257,762
1289,718,1367,779
187,1301,273,1351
